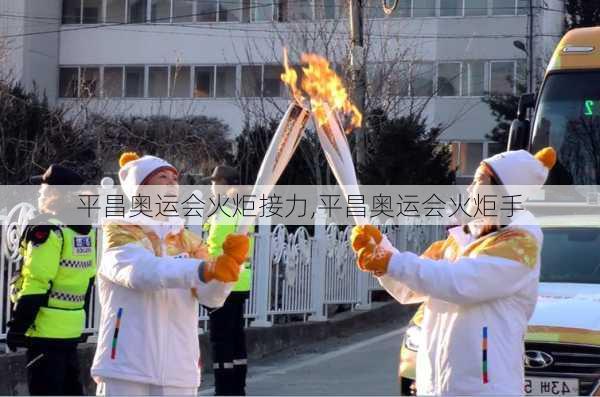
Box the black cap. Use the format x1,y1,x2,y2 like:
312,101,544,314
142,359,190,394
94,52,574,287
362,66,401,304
30,164,84,185
204,165,239,184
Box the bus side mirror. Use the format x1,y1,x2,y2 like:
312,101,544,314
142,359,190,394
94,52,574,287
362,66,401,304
517,93,536,121
507,119,530,151
507,93,536,151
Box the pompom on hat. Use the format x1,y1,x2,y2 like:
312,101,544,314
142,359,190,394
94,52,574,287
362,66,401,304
482,146,556,189
118,152,178,200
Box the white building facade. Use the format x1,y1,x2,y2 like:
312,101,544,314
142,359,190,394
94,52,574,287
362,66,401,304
1,0,564,181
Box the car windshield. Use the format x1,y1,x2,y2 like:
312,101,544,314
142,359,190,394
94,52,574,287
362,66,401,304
540,227,600,283
531,71,600,185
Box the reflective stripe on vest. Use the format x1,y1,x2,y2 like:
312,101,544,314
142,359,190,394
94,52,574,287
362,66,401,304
60,259,93,269
48,290,87,303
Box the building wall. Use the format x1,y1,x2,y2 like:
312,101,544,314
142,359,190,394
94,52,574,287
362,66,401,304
0,0,60,101
0,0,26,83
56,13,532,137
4,0,565,178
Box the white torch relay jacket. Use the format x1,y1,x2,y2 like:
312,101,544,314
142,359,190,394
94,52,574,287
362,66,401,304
91,215,234,388
380,212,542,395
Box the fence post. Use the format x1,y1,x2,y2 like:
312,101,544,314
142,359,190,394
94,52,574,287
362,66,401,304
0,214,6,350
250,216,272,327
309,209,327,321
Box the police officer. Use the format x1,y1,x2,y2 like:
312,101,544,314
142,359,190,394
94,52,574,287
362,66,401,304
205,165,253,396
7,165,96,395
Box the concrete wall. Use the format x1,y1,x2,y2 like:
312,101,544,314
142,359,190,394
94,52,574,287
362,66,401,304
22,0,61,102
0,0,60,102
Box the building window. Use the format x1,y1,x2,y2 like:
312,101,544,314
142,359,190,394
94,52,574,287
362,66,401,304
151,0,171,22
440,0,462,17
170,66,191,97
516,59,527,93
246,0,274,22
82,0,101,23
106,0,126,22
316,0,338,19
413,0,435,17
219,0,242,22
125,66,145,97
487,142,505,157
128,0,148,23
80,67,100,97
278,0,313,21
241,65,262,97
464,0,487,16
194,66,215,97
62,0,81,24
385,0,411,17
103,67,124,97
437,62,461,96
149,66,169,97
196,0,217,21
517,0,528,15
216,66,237,97
59,68,79,97
173,0,194,22
462,61,485,96
492,0,516,15
263,65,284,97
490,61,515,94
367,0,386,18
452,142,484,176
391,62,410,96
411,62,434,97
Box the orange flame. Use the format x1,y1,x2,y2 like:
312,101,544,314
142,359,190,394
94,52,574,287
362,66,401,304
280,50,362,133
281,48,302,104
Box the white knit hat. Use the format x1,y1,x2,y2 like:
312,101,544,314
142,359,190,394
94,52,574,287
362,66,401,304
118,152,178,200
483,147,556,191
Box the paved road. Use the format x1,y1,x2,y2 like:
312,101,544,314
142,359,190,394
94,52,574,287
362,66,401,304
199,321,406,396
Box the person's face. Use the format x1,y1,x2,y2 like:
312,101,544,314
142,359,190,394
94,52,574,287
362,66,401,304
38,183,59,213
143,169,179,199
211,178,229,197
465,165,493,220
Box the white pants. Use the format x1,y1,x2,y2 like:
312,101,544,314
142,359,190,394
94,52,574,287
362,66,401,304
96,377,197,396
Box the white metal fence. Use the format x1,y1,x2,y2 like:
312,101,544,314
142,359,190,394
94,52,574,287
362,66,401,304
0,201,445,343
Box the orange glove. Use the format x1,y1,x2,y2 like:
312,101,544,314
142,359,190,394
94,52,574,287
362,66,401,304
201,234,250,283
351,225,383,253
351,225,392,275
222,234,250,264
203,255,241,283
357,245,393,275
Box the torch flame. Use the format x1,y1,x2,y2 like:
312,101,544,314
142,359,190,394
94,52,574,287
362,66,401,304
281,48,303,104
280,50,362,134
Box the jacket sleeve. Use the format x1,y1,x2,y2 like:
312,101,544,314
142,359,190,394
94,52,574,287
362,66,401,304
182,228,235,308
100,242,205,291
378,238,446,305
383,231,539,305
193,280,234,308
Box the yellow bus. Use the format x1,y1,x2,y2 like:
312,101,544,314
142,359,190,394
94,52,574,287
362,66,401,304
508,26,600,185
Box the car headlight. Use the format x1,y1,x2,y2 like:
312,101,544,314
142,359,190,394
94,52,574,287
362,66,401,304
404,324,422,352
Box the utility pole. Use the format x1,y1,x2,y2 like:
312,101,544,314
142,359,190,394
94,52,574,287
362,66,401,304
528,0,534,92
349,0,367,172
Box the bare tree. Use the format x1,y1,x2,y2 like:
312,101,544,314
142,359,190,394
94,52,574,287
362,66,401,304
231,1,472,183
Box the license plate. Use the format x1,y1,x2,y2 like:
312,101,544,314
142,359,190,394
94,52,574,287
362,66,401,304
525,377,579,396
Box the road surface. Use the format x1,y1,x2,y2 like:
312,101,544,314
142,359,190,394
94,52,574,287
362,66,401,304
199,320,406,396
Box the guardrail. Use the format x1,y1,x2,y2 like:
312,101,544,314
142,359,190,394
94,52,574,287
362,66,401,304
1,198,444,344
